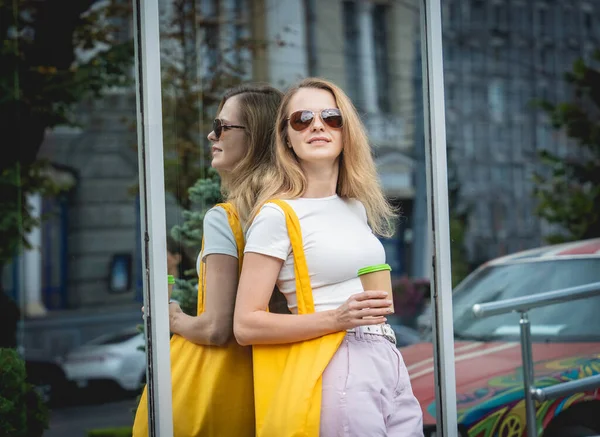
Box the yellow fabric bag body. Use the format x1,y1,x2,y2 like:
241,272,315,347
133,203,254,437
253,200,346,437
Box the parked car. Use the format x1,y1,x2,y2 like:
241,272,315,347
402,238,600,437
60,327,146,392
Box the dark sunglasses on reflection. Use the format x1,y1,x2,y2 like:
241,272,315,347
286,108,343,132
213,119,245,140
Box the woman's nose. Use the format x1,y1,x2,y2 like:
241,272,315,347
311,116,325,131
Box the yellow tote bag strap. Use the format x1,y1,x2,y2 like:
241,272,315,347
198,237,206,314
197,203,244,315
253,199,344,437
267,200,314,315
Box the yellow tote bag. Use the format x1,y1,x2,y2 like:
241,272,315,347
133,203,254,437
252,200,346,437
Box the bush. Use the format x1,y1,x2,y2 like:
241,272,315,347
87,427,133,437
0,348,49,437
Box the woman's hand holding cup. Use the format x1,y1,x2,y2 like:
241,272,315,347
333,290,394,331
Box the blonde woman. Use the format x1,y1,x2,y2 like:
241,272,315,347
234,78,423,436
134,83,283,437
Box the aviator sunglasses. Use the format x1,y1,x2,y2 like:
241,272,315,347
286,108,343,131
213,118,245,140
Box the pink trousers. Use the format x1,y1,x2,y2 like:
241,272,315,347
320,327,424,437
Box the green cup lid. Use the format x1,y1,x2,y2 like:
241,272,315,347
167,275,175,285
357,264,392,276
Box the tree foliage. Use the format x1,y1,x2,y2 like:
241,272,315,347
534,51,600,243
160,0,254,209
170,169,223,315
0,348,49,437
0,0,133,269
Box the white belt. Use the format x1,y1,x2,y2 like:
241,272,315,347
347,324,396,345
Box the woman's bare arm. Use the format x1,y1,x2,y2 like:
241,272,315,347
169,253,239,346
233,252,393,346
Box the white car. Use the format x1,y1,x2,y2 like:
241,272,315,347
61,327,146,392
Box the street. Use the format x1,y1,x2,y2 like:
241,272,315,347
45,398,136,437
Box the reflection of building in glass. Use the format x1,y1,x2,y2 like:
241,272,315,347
441,0,599,264
253,0,420,276
8,0,420,361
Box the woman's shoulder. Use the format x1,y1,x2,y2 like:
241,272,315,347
204,205,229,225
251,202,286,225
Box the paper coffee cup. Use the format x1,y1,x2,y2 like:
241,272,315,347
167,275,175,300
357,264,393,312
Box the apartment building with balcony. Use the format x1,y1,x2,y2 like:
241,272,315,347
442,0,599,264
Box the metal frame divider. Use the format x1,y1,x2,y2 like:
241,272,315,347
420,1,459,435
133,0,174,435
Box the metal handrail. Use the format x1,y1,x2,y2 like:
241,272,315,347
532,374,600,402
472,281,600,437
472,281,600,318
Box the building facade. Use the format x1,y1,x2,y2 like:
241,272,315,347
441,0,599,264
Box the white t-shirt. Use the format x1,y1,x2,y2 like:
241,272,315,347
244,195,386,313
196,206,238,275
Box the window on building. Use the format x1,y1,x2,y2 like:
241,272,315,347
583,10,593,37
491,2,507,31
474,123,489,162
445,44,455,69
464,124,475,158
373,4,391,113
522,124,535,157
343,1,363,109
488,78,505,123
463,84,473,116
562,6,574,38
470,0,485,28
511,4,527,34
200,0,219,80
447,0,461,29
474,84,487,111
539,48,550,74
234,0,250,71
584,44,596,64
471,47,485,72
537,7,547,35
511,123,523,162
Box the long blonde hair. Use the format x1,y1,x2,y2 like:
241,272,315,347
216,84,283,225
252,77,397,237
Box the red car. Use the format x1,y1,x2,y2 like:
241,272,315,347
402,238,600,437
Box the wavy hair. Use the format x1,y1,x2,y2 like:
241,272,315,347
252,77,396,237
216,84,283,225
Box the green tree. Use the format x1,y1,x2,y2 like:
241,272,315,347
534,50,600,244
170,169,223,315
0,0,133,277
